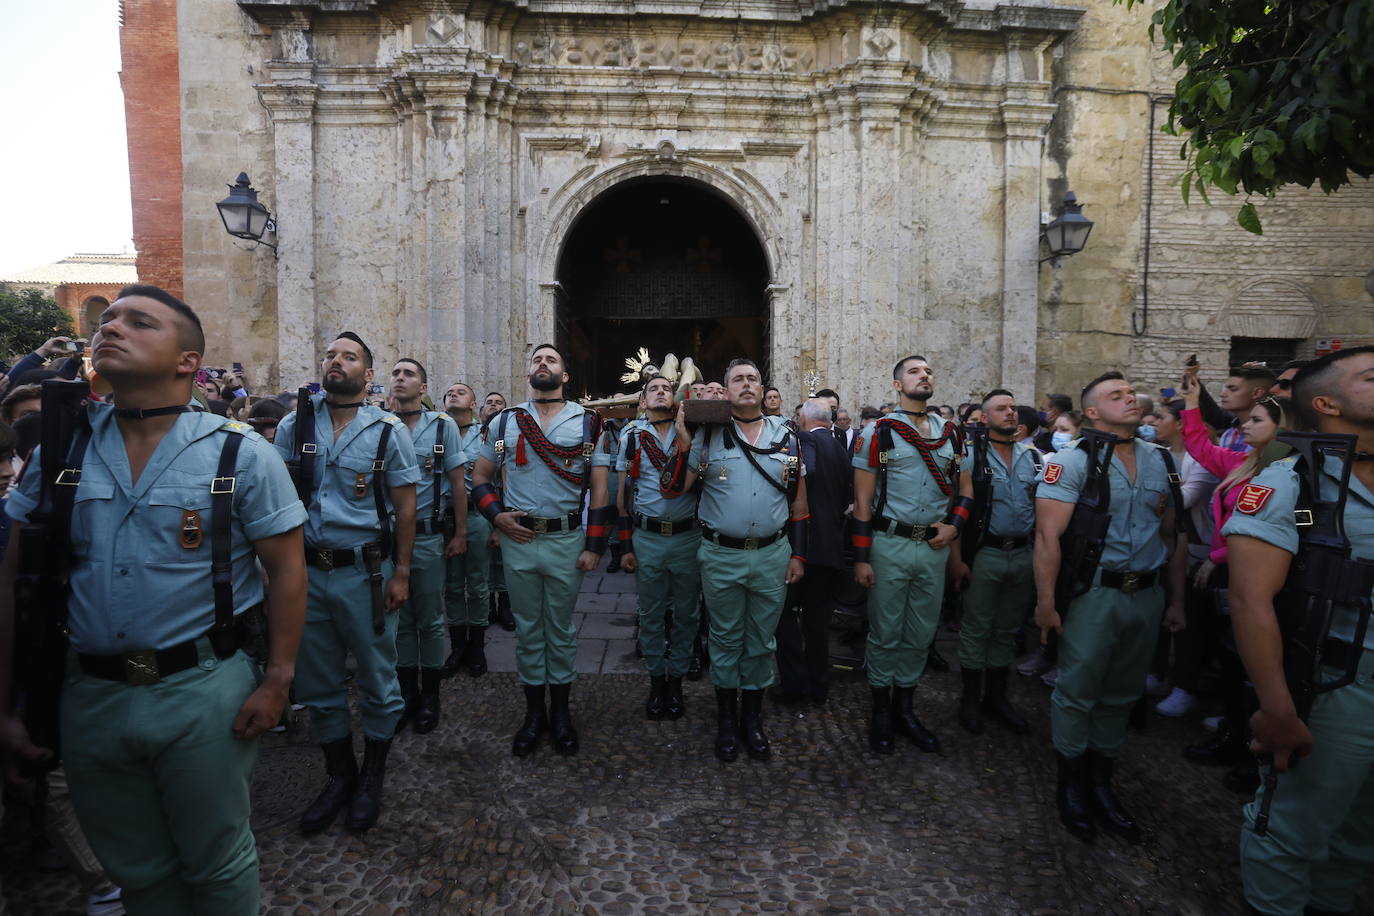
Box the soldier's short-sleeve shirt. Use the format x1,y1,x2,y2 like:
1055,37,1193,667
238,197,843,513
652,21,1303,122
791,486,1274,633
7,405,307,655
404,410,465,516
689,416,802,539
852,413,959,526
477,402,608,518
1222,455,1374,651
1036,438,1174,573
615,419,698,522
968,439,1041,538
274,394,420,548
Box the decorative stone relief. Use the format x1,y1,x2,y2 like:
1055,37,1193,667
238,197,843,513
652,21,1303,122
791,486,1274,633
511,34,814,72
428,14,461,45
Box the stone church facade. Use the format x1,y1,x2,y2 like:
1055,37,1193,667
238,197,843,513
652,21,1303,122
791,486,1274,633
123,0,1374,405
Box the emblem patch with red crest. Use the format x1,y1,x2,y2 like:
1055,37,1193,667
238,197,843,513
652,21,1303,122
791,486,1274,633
1236,483,1275,515
1042,463,1062,485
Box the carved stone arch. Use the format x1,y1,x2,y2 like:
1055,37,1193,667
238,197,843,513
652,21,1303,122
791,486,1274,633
538,158,784,287
1217,278,1318,339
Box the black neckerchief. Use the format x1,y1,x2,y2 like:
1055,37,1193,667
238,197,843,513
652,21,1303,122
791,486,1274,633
648,417,674,427
989,436,1017,446
532,397,566,405
732,414,765,424
326,400,365,410
894,408,928,419
393,409,423,418
112,405,192,420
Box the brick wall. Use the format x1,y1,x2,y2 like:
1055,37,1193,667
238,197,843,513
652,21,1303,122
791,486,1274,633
119,0,183,297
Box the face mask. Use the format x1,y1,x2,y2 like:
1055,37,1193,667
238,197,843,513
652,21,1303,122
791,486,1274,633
1051,431,1073,451
1038,410,1049,424
1136,424,1157,442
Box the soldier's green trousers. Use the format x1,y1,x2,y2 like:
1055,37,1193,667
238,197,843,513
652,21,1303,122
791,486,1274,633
61,641,261,915
631,528,702,677
1051,579,1163,757
297,561,404,742
1241,654,1374,916
502,528,586,685
698,537,789,690
397,531,446,669
958,543,1034,671
865,530,949,688
445,512,491,626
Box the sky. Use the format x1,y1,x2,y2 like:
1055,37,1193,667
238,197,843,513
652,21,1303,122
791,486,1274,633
0,0,133,276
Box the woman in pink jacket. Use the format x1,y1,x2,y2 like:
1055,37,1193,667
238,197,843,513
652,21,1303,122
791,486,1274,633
1176,370,1292,795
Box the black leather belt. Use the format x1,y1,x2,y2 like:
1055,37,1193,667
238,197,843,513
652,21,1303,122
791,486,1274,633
980,535,1030,552
305,542,390,570
1321,638,1362,672
79,619,246,686
416,518,444,536
873,515,938,542
635,513,697,536
700,525,785,550
518,512,581,534
1099,568,1160,593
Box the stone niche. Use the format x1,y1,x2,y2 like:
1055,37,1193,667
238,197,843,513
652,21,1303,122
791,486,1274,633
225,0,1082,403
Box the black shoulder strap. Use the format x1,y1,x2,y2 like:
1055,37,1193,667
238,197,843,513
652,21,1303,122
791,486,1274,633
626,424,640,508
873,422,894,517
374,421,393,553
1155,445,1186,535
209,428,246,655
494,409,512,470
291,388,317,504
580,408,604,507
48,417,93,637
432,417,446,527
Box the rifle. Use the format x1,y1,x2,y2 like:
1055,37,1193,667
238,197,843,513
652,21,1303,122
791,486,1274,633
960,424,991,566
12,379,91,767
286,386,316,504
1053,428,1117,619
1252,432,1374,836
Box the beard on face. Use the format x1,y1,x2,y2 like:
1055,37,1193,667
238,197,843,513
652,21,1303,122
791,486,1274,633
904,385,933,402
323,371,366,397
991,422,1018,437
530,368,561,392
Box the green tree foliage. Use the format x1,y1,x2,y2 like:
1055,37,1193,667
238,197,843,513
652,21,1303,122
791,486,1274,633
1125,0,1374,233
0,286,76,361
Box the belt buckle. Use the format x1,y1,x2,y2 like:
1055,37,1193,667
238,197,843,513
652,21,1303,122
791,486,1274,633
532,517,548,534
1001,537,1016,551
124,650,161,686
317,549,334,571
911,525,926,541
744,536,759,550
1121,572,1141,593
660,520,673,537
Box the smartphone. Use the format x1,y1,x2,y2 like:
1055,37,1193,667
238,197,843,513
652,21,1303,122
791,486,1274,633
369,382,386,395
1185,353,1198,368
1160,387,1177,398
64,340,83,353
196,369,209,385
307,382,322,394
232,362,244,372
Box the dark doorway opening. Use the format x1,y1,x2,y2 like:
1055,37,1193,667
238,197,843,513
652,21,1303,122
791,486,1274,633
555,178,770,398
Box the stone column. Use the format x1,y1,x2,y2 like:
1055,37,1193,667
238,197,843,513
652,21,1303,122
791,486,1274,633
258,46,319,388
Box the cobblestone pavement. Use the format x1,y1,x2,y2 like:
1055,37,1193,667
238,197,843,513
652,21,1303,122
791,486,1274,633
5,562,1373,914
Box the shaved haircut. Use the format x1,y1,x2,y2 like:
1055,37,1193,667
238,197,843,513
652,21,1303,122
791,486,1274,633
1291,345,1374,429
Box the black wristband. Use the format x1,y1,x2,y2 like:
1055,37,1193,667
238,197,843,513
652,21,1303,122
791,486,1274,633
471,483,504,523
584,505,614,555
789,515,809,563
850,517,873,564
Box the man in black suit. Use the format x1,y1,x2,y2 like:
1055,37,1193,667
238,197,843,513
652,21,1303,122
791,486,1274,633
773,398,852,705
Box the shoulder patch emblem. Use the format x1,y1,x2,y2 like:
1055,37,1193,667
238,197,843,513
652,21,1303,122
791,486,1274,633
383,415,400,425
853,435,864,455
1236,483,1275,515
1042,463,1062,485
220,420,249,433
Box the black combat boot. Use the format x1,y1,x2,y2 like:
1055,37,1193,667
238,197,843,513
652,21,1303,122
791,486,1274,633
645,675,667,720
892,685,941,752
548,683,579,756
714,688,740,762
926,645,950,673
981,667,1030,735
414,667,442,734
739,689,770,760
512,684,547,757
394,666,420,734
607,540,624,572
686,637,705,681
441,625,467,679
300,735,358,835
664,676,685,720
1055,751,1095,842
1223,755,1261,794
495,591,516,631
1086,750,1141,842
1184,719,1248,765
345,737,392,831
463,625,489,677
958,668,984,734
869,686,894,755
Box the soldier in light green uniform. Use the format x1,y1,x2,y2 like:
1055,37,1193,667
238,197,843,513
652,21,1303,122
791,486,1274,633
850,355,961,756
0,286,308,915
471,344,611,757
1034,371,1187,843
389,360,466,735
616,375,701,720
1222,347,1374,916
274,333,419,835
948,389,1040,736
661,358,808,763
441,382,492,677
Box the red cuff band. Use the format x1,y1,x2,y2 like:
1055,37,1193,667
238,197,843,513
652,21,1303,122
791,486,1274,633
952,505,971,521
477,492,500,510
851,535,873,548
